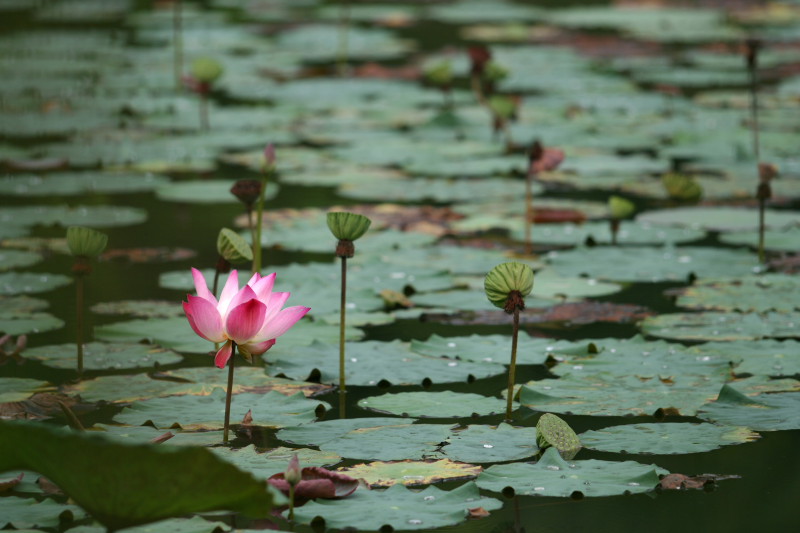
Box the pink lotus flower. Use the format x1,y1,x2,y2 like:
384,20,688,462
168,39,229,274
183,268,310,368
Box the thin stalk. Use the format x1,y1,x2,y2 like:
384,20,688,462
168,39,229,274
200,93,209,131
505,307,520,422
76,273,85,378
173,0,183,91
223,342,236,444
252,173,269,274
338,256,347,418
524,171,534,254
748,56,760,160
337,0,350,76
288,485,296,524
758,197,766,264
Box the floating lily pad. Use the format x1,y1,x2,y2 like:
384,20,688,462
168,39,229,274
114,389,328,430
510,220,706,246
339,176,534,203
0,250,42,271
641,311,800,341
266,340,503,386
25,342,181,371
579,423,759,454
0,497,85,529
338,459,482,488
0,272,71,295
697,385,800,431
0,378,51,403
410,333,587,365
0,172,170,196
545,246,760,282
443,423,539,464
155,180,278,204
689,340,800,378
518,372,725,417
0,205,147,228
90,300,185,318
278,417,416,448
90,424,224,447
274,25,412,62
67,368,331,403
292,482,502,531
477,447,666,498
211,445,342,480
675,274,800,313
0,312,63,335
719,226,800,253
67,516,228,533
358,391,508,419
637,207,800,232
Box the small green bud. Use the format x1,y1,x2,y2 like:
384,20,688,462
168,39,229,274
662,172,703,202
424,60,453,87
66,226,108,258
326,212,372,242
216,228,253,264
487,95,516,120
608,195,635,220
190,57,223,84
536,413,581,461
483,60,508,83
485,262,534,311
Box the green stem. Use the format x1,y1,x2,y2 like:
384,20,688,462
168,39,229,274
252,173,269,275
200,93,209,131
758,196,766,264
223,343,236,444
337,0,350,77
748,58,760,161
288,484,296,524
76,273,85,379
339,255,347,418
524,171,534,254
173,0,183,91
505,307,520,422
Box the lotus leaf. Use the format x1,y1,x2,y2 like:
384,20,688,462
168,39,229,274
641,311,800,341
697,385,800,431
410,333,587,365
579,422,759,454
211,445,341,479
0,378,51,403
359,391,508,419
0,497,85,529
25,342,181,371
637,207,800,232
338,459,482,488
675,274,800,313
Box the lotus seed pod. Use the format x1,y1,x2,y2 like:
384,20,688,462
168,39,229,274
190,57,223,83
327,212,372,242
66,226,108,258
484,262,534,310
536,413,581,461
216,228,253,264
608,196,635,220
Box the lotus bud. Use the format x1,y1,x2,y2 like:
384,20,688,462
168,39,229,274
536,413,581,460
468,46,491,76
217,228,253,265
327,212,372,258
190,57,223,84
263,143,276,171
484,262,534,314
424,60,453,89
758,162,778,183
483,61,509,83
67,226,108,259
662,172,703,202
608,196,635,220
488,95,517,121
285,454,302,488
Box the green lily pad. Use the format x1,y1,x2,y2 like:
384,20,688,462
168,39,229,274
477,447,666,498
155,180,278,204
579,422,759,454
25,342,181,371
278,417,416,448
266,340,504,386
0,272,71,295
292,482,502,531
0,378,51,403
67,367,331,403
66,516,228,533
518,372,725,417
339,176,535,203
0,205,147,228
719,226,800,252
510,220,706,246
410,333,587,366
90,300,185,318
427,0,542,23
0,497,86,529
697,385,800,431
641,311,800,341
0,421,276,530
0,172,170,196
274,24,412,62
443,423,539,464
0,250,42,271
90,424,225,447
689,340,800,378
637,207,800,232
358,391,508,419
675,274,800,313
114,389,328,430
361,245,534,276
338,459,482,488
0,312,63,335
211,445,342,480
545,246,760,282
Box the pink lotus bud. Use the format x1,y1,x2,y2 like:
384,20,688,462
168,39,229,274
285,454,301,487
264,143,276,169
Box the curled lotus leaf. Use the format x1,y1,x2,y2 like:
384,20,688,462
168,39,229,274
216,228,252,264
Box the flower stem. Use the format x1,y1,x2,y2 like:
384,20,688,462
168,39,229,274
524,171,534,254
339,255,347,418
223,342,236,444
200,93,209,131
288,484,296,523
337,0,350,77
173,0,182,91
505,307,520,422
758,196,766,264
75,272,85,379
252,174,269,275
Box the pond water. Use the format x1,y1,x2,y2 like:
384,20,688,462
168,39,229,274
1,0,799,532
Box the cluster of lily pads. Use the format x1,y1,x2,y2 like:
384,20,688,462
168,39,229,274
1,0,800,532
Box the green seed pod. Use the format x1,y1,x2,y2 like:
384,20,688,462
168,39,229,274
216,228,253,264
66,226,108,258
536,413,581,461
608,195,635,220
662,172,703,202
424,60,453,87
483,60,509,83
484,262,534,310
326,212,372,242
190,57,223,83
